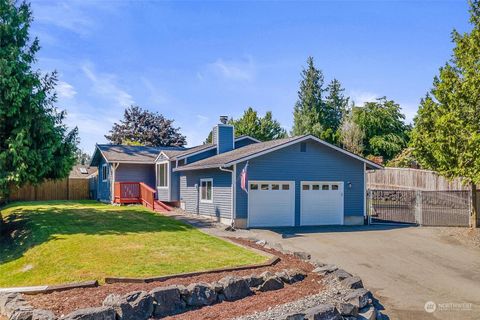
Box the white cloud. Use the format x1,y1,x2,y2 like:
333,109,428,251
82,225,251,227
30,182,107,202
82,63,134,107
196,114,209,123
349,90,379,106
141,78,168,105
32,1,95,36
57,81,77,99
201,56,256,81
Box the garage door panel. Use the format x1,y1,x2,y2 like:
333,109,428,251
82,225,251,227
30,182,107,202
301,181,343,225
248,181,295,227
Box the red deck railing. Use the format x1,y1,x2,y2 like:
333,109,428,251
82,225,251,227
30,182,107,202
114,181,156,210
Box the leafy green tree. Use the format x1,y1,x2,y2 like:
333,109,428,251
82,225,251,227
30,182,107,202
411,0,480,225
0,0,78,199
204,107,287,143
75,149,92,165
352,97,410,161
230,108,287,141
105,106,186,147
386,148,419,168
291,56,324,137
323,79,349,143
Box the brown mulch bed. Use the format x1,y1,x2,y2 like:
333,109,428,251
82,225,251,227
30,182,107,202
26,238,324,319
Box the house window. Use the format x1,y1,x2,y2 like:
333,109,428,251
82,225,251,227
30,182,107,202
271,184,280,190
250,184,258,190
312,184,320,190
200,179,213,202
302,184,310,191
282,184,290,190
332,184,339,190
322,184,330,190
102,164,108,181
157,163,168,188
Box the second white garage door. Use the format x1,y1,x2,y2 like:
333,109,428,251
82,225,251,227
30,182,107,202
248,181,295,227
300,181,344,225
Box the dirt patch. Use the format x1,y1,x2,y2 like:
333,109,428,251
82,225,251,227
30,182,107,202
26,238,324,319
439,227,480,248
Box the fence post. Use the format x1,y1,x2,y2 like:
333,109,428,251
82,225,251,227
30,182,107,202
471,183,477,228
415,190,423,226
367,190,372,225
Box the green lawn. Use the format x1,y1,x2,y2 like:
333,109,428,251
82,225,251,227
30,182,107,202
0,201,266,287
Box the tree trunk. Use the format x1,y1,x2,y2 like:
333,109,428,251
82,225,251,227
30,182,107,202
471,183,478,228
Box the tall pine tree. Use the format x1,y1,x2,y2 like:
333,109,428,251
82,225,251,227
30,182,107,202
323,78,349,144
411,0,480,226
0,0,78,199
291,56,324,137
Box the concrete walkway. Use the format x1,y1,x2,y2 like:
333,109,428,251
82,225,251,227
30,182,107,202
164,211,480,320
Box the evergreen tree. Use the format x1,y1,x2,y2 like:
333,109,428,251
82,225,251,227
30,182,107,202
204,107,287,143
0,0,78,198
411,0,480,225
291,56,324,137
323,78,349,144
353,97,410,161
105,106,186,147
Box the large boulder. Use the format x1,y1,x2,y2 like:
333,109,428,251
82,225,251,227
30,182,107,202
0,293,34,320
149,285,186,317
344,289,372,309
183,283,217,307
218,276,252,301
336,302,358,317
32,309,56,320
103,291,153,320
293,251,311,261
243,274,264,288
341,276,364,289
331,269,352,281
258,276,284,292
358,305,377,320
277,269,307,284
304,304,341,320
313,265,338,276
63,307,116,320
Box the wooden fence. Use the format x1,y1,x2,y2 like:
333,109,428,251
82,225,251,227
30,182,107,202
367,167,468,191
8,178,91,201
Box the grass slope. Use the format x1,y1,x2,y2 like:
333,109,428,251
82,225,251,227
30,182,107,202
0,201,265,287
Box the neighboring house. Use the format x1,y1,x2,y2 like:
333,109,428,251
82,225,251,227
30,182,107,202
90,119,382,228
70,165,98,199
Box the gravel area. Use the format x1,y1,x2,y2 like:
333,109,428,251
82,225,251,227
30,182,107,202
439,227,480,248
233,275,349,320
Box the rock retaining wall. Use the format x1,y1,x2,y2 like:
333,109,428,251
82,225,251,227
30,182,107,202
0,269,306,320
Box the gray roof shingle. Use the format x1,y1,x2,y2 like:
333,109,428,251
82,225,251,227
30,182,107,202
174,136,303,171
96,144,185,163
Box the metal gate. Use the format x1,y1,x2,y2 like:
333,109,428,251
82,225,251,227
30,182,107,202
368,190,471,226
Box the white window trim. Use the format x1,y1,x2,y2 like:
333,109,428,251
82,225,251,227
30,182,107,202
200,178,213,203
156,161,169,189
102,164,108,182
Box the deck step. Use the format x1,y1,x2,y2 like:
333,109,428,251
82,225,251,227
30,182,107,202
154,200,172,212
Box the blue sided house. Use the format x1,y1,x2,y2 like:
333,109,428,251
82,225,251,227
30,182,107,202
90,118,382,228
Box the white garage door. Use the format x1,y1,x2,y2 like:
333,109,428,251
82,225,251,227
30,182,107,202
248,181,295,227
301,181,344,225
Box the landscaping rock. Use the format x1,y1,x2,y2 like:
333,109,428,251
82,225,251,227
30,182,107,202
259,271,275,281
63,307,116,320
0,293,21,315
310,260,327,268
8,306,34,320
1,294,33,320
304,304,341,320
285,269,307,284
218,276,252,301
32,309,56,320
336,302,358,317
313,264,338,275
331,269,352,281
283,313,306,320
358,305,377,320
258,276,284,292
341,276,364,289
103,291,153,320
210,282,224,293
149,285,186,317
255,240,267,246
243,274,264,288
344,289,372,309
293,251,311,261
183,283,217,307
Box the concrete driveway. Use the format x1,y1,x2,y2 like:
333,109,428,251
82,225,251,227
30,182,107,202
243,225,480,320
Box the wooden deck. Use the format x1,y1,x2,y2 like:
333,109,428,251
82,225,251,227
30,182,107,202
114,181,172,212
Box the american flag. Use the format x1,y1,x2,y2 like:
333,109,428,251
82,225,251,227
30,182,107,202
240,162,249,192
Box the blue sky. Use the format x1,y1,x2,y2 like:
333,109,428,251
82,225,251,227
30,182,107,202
30,0,471,153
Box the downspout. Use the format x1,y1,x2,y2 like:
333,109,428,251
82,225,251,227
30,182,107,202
111,162,120,204
219,166,235,228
